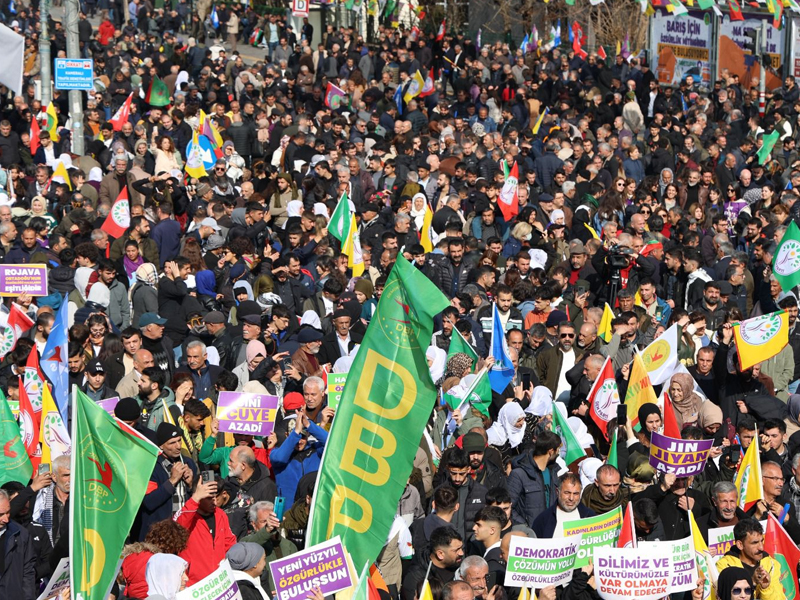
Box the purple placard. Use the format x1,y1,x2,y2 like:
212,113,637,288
97,396,120,415
649,431,714,477
217,391,280,437
269,536,352,600
0,264,48,296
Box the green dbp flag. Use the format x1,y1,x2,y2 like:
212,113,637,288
71,387,160,600
306,256,449,568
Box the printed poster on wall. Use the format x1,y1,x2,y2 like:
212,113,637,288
718,15,784,90
650,10,712,86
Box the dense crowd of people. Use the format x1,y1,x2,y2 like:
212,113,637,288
1,3,800,600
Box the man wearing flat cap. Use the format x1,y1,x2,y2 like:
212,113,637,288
318,309,363,365
291,327,328,377
136,422,197,540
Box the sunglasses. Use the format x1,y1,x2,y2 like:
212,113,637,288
560,333,575,338
732,589,752,596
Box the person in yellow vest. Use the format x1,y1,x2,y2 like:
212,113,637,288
716,519,786,600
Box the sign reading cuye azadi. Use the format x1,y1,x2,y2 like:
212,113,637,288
305,256,450,571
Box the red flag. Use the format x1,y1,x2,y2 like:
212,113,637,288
572,22,588,60
498,161,519,222
101,188,131,238
618,500,637,548
765,513,800,599
597,45,607,61
30,117,41,158
8,304,34,342
588,357,621,439
436,19,446,42
18,377,41,472
110,92,134,132
662,391,681,438
729,0,744,20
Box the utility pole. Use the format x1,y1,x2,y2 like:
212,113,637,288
64,0,84,155
40,0,52,106
759,19,769,118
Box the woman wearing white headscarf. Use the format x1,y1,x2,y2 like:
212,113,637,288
410,193,429,230
427,346,447,386
525,387,553,417
67,266,95,325
145,553,189,600
567,417,595,450
486,402,526,449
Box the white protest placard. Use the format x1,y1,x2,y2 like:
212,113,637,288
176,559,242,600
504,534,582,587
708,521,766,562
38,557,70,600
641,536,697,593
595,546,672,600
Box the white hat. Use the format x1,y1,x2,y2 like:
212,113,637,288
200,217,221,231
528,248,548,270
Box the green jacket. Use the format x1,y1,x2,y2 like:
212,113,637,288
198,436,234,477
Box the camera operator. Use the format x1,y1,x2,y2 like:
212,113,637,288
591,233,657,307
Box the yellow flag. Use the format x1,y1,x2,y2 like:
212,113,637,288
615,41,621,56
52,161,72,191
39,384,70,466
598,303,614,342
199,109,207,127
689,511,718,600
532,107,549,135
584,222,601,240
404,70,425,104
342,214,364,277
420,580,434,600
185,130,208,179
624,353,657,428
734,433,764,510
634,290,647,307
46,102,60,142
732,310,789,371
420,200,434,253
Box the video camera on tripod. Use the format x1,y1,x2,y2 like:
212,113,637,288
607,245,636,307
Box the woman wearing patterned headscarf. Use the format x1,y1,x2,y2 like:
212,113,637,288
131,263,160,326
668,373,704,429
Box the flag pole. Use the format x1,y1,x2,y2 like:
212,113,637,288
68,384,77,598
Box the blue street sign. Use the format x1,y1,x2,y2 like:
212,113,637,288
54,59,94,91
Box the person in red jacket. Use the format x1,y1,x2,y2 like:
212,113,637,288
174,477,237,585
98,14,115,46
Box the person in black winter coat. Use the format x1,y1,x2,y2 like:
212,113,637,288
0,489,40,600
435,447,487,539
136,423,198,541
633,472,711,541
2,480,53,584
507,430,561,527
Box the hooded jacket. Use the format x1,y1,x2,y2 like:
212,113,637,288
269,421,328,503
238,459,278,503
